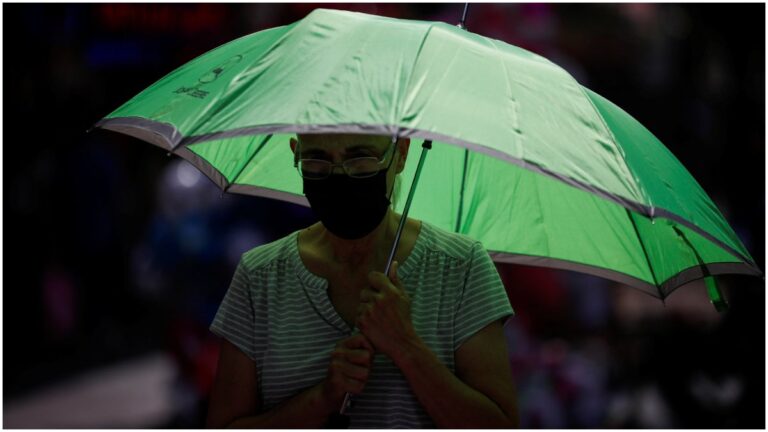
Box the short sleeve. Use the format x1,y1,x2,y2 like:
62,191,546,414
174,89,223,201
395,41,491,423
453,241,514,351
210,257,258,361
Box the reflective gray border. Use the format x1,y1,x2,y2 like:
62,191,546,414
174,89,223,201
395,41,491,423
488,251,661,298
227,184,309,207
93,117,762,275
489,251,763,300
174,147,230,191
181,123,400,146
93,117,183,151
659,262,764,297
174,144,310,206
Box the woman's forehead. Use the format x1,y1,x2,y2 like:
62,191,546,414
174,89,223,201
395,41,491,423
297,133,389,151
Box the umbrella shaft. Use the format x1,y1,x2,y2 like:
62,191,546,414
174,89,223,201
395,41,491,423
338,140,433,419
385,140,433,276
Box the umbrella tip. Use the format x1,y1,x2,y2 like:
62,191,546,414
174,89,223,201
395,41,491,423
705,276,729,313
457,3,470,30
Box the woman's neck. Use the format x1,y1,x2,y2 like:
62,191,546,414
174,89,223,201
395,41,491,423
322,208,400,269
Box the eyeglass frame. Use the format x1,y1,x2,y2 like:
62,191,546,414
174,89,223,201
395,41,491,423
293,137,398,180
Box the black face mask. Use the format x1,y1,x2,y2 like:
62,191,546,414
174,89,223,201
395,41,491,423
303,168,392,240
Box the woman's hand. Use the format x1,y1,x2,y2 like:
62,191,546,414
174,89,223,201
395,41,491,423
321,333,374,406
356,261,421,362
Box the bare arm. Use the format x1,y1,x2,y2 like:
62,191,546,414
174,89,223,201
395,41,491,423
394,320,519,428
206,336,373,428
358,263,519,428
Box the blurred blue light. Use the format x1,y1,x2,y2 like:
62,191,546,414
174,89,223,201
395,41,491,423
86,39,155,68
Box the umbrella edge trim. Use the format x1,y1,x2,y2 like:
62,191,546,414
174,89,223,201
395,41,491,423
490,252,762,300
227,184,310,207
658,261,764,297
488,251,661,298
174,147,230,191
94,117,182,150
95,117,759,272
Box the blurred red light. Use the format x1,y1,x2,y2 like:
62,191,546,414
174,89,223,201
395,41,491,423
97,4,228,35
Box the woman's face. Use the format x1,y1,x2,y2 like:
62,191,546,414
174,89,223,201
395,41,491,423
291,134,410,239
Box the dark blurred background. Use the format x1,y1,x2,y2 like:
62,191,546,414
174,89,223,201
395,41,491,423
3,3,765,428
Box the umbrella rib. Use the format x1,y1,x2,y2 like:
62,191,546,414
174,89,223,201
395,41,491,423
394,22,436,131
224,133,274,192
625,208,660,292
494,51,650,208
575,83,655,216
454,149,469,233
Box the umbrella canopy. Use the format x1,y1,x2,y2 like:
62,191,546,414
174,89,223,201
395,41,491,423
93,8,761,300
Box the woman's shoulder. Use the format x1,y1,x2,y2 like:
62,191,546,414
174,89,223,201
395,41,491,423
238,230,299,272
420,221,482,261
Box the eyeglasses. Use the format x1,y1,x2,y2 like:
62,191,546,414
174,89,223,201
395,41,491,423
295,143,396,180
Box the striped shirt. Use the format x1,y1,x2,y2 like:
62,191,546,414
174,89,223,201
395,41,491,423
210,221,514,428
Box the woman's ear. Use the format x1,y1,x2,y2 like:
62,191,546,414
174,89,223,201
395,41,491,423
395,138,410,173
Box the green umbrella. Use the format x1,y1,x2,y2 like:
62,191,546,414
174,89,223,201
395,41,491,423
93,8,761,308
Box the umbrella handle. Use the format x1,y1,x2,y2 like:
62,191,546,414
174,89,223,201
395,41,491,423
335,140,433,423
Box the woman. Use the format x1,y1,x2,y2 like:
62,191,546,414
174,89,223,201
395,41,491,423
206,133,518,428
